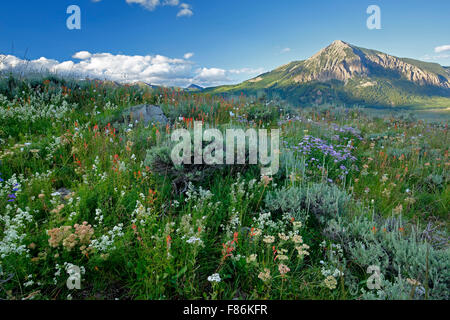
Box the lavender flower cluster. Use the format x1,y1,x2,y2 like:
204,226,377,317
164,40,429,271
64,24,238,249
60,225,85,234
330,123,363,140
283,134,358,181
292,135,357,163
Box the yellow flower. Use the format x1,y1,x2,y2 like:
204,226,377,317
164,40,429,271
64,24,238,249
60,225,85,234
258,268,271,282
296,244,310,257
291,235,303,244
324,275,337,290
393,204,403,215
278,233,289,241
277,254,289,261
292,221,303,230
263,235,275,244
246,254,257,263
278,264,290,276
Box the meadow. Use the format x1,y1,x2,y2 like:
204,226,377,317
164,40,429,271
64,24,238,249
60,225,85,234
0,75,448,300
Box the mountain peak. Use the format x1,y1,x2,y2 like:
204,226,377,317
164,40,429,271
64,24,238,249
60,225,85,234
299,40,366,82
291,41,450,88
308,40,354,61
329,40,350,47
209,41,450,107
324,40,353,53
186,84,204,91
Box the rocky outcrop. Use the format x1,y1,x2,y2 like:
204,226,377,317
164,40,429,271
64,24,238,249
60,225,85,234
207,40,450,107
121,104,168,126
294,40,369,83
365,53,450,88
290,40,450,89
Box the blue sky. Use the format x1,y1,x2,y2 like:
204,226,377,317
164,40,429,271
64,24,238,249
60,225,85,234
0,0,449,87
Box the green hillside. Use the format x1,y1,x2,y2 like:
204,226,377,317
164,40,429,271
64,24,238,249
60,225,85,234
207,41,450,109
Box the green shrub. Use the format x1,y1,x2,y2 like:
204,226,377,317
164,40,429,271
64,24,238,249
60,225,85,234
323,214,450,300
265,183,351,223
144,140,224,194
264,185,309,222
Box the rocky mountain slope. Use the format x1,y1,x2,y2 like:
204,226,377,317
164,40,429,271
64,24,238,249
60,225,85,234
208,41,450,108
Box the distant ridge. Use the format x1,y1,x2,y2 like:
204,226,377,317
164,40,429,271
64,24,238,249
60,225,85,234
185,84,204,91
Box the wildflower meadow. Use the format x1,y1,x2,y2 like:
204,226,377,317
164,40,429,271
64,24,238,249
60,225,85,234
0,76,448,300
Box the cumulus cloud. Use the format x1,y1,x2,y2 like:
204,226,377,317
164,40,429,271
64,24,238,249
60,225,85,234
126,0,161,11
195,67,228,82
177,3,193,17
0,52,263,88
123,0,192,17
0,55,61,73
73,51,92,60
192,67,265,86
163,0,180,5
435,45,450,53
423,53,450,61
183,52,194,59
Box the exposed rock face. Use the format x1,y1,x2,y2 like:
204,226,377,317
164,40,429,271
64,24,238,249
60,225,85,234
365,53,450,88
207,40,450,107
122,104,168,125
295,40,369,83
291,40,450,88
248,76,263,83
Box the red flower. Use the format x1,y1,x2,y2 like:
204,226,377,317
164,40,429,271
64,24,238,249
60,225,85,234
232,232,239,244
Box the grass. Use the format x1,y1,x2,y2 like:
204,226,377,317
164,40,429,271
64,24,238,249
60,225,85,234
0,75,448,300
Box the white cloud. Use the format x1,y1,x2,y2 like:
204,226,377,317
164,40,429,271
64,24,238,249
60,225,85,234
280,48,291,53
123,0,192,17
73,51,92,60
183,52,194,59
193,67,265,86
435,45,450,53
423,53,450,61
177,3,193,17
163,0,180,5
126,0,161,11
229,67,265,75
0,52,263,88
195,67,227,82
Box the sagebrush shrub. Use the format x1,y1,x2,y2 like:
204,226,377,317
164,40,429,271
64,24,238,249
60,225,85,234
144,139,224,194
264,185,309,222
323,214,450,300
265,183,351,223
